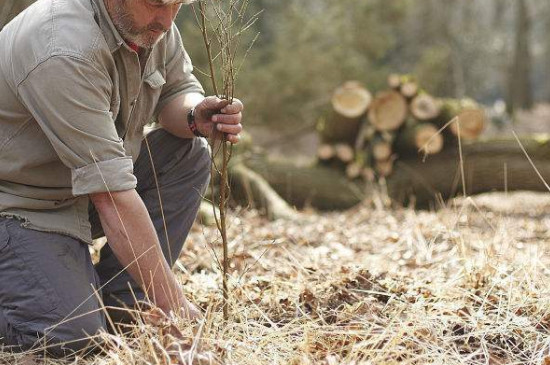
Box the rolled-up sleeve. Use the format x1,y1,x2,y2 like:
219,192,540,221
17,55,137,196
155,24,204,114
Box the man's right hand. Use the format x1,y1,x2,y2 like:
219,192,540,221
90,189,193,321
193,96,244,144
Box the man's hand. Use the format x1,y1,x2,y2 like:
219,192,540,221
180,299,202,322
158,93,244,142
194,96,243,144
91,190,197,319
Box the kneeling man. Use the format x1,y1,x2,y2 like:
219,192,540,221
0,0,243,356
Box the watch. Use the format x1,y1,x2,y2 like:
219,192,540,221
187,107,206,138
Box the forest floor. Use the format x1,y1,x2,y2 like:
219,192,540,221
2,191,550,364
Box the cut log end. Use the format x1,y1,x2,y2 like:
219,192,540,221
387,74,402,89
416,124,444,155
335,143,354,163
411,94,441,121
375,159,394,177
317,144,335,161
331,81,372,118
401,81,419,98
368,91,408,132
450,109,486,140
372,140,393,161
346,162,363,179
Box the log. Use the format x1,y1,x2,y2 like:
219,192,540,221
371,139,393,161
375,158,394,177
368,91,408,132
244,155,365,210
229,163,298,220
437,98,486,140
354,122,376,152
380,131,396,144
317,144,335,162
197,201,220,226
317,81,372,145
400,81,419,99
395,123,444,156
410,94,441,121
362,167,376,182
387,74,402,89
387,137,550,208
346,162,363,180
241,137,550,211
334,143,354,163
331,81,372,118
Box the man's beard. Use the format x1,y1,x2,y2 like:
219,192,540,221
109,1,168,49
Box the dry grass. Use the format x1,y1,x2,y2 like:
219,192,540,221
2,191,550,364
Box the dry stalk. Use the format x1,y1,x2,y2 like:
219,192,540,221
194,0,256,322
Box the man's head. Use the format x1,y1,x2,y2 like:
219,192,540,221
105,0,196,49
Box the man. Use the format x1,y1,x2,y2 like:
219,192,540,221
0,0,243,356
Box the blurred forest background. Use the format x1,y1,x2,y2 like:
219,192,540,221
3,0,550,156
178,0,550,157
176,0,550,157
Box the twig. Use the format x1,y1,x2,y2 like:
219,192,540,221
195,0,257,322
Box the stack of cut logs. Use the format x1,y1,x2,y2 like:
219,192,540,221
316,75,486,179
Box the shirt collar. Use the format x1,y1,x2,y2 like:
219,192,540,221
91,0,126,53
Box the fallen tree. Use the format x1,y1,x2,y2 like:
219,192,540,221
387,137,550,208
241,154,366,210
239,137,550,210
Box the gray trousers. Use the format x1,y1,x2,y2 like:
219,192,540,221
0,130,210,356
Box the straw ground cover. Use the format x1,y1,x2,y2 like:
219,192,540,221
1,191,550,364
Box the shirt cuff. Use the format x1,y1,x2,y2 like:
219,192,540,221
71,157,137,196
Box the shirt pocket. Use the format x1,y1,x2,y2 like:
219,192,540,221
131,70,166,135
144,70,166,90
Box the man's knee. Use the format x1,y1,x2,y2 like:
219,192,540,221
0,307,105,356
46,311,106,355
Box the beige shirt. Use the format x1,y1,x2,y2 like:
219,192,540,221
0,0,204,243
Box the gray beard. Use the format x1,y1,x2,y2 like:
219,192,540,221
109,2,166,49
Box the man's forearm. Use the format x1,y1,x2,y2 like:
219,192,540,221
158,92,204,138
90,189,185,313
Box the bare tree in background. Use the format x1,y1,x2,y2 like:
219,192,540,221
508,0,533,113
492,0,506,29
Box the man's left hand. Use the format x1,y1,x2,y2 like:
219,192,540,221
194,96,243,144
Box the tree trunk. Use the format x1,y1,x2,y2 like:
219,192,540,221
400,81,419,99
371,138,393,161
229,163,298,220
387,138,550,208
507,0,533,113
242,138,550,211
368,91,408,131
437,98,485,140
387,74,402,90
395,123,443,156
317,144,335,162
317,81,371,145
410,94,441,121
244,155,365,210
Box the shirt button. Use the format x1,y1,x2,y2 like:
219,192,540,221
131,99,137,106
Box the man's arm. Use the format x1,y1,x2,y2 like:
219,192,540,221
90,189,199,318
158,92,243,143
